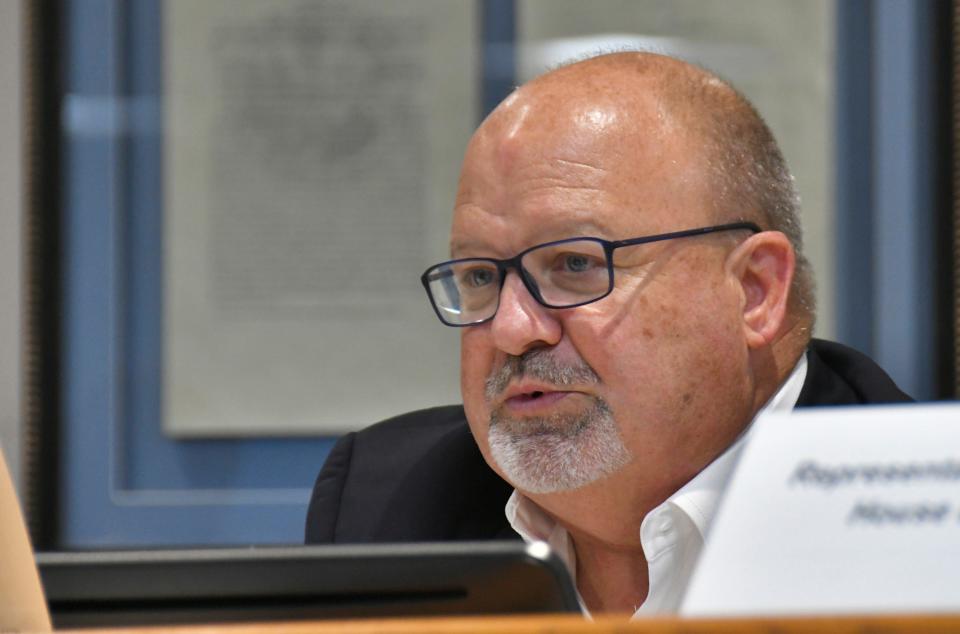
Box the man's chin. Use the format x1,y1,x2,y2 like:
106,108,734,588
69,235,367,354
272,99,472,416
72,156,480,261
487,405,631,494
488,412,588,438
491,444,629,495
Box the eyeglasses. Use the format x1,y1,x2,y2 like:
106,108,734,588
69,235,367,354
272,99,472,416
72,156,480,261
421,222,760,327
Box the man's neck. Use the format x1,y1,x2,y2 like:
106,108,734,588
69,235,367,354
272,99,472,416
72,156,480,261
570,528,649,614
525,467,677,547
750,319,810,413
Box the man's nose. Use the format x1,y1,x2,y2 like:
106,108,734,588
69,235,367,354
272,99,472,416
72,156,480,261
489,272,562,356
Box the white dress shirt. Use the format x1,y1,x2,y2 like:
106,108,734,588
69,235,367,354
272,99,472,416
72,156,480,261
505,354,808,616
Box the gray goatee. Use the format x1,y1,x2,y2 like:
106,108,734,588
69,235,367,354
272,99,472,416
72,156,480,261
485,348,631,493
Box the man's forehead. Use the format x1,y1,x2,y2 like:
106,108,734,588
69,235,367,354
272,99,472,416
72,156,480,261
449,54,720,256
456,98,671,213
453,117,707,228
483,87,664,150
449,209,618,257
462,73,693,203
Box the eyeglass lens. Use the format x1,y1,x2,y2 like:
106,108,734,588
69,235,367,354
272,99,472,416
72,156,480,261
426,239,611,325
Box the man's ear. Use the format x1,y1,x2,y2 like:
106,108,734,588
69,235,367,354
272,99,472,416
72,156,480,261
726,231,795,348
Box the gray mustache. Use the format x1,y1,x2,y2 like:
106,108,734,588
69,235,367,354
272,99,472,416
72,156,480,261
484,348,600,400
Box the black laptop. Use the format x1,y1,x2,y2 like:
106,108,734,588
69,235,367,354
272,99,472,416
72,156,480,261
38,540,580,628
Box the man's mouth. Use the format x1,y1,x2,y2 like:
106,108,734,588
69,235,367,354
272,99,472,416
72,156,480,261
516,390,545,401
502,389,573,413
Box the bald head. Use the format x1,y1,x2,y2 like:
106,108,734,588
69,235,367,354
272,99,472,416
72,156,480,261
462,52,814,326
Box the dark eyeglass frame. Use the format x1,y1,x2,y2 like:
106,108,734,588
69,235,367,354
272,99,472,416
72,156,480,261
421,221,762,327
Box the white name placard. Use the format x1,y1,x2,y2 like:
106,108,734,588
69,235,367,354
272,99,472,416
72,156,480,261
681,403,960,616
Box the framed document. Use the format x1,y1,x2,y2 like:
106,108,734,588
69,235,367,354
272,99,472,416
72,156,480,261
163,0,476,436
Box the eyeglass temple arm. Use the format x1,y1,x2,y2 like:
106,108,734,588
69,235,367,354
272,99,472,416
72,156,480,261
609,221,761,249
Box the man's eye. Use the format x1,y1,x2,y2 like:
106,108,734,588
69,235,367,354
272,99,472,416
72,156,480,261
558,253,603,273
461,267,496,288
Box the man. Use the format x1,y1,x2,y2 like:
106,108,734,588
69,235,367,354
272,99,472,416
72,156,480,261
305,53,909,614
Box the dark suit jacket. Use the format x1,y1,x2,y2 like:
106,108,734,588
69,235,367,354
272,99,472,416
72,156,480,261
305,339,911,544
